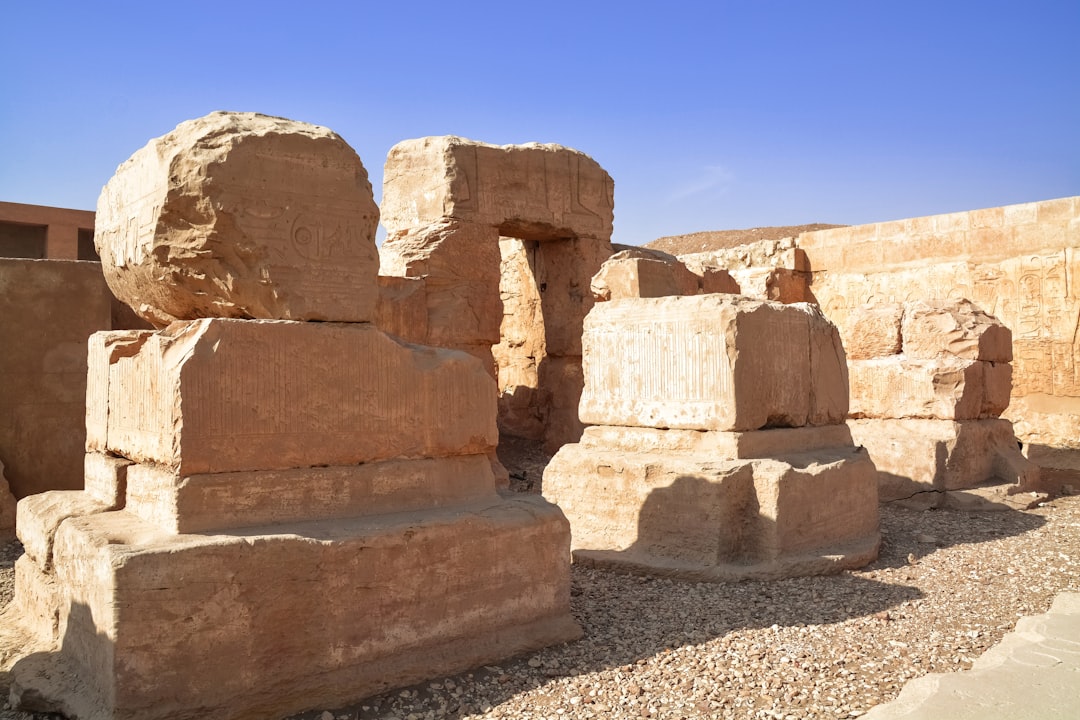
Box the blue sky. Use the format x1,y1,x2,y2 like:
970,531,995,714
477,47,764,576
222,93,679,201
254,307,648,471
2,1,1077,246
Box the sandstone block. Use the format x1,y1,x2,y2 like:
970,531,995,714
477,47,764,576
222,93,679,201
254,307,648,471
536,356,585,452
849,418,1039,501
578,424,855,458
100,319,497,475
849,357,1011,420
579,296,848,431
843,303,903,359
95,111,380,326
375,275,428,344
590,250,699,301
125,455,497,534
901,299,1012,361
83,453,134,508
86,330,154,453
16,491,110,570
543,443,879,580
12,555,61,642
381,136,614,240
0,460,15,540
0,259,112,497
15,497,579,720
380,221,503,349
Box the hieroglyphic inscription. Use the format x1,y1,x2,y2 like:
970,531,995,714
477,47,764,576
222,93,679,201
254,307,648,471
813,250,1080,399
102,320,496,474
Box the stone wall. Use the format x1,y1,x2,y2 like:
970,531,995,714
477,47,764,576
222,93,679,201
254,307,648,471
798,196,1080,462
0,259,112,498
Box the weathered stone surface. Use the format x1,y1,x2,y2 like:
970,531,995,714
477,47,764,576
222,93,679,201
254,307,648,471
579,296,848,431
374,275,428,344
0,459,15,540
380,221,503,352
901,299,1013,362
12,555,60,641
10,497,580,720
590,249,699,301
125,455,497,534
849,418,1039,502
800,196,1080,451
380,137,614,452
15,491,110,570
843,303,903,360
381,135,614,240
536,356,585,453
578,424,856,458
95,111,380,326
0,259,112,498
544,443,879,580
848,357,1011,420
94,319,497,475
82,453,133,508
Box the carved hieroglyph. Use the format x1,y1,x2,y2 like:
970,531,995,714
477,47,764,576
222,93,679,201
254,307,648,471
96,111,380,326
800,197,1080,451
545,294,879,580
579,296,848,431
87,319,497,475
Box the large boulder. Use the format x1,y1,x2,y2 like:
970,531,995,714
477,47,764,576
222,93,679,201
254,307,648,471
95,111,380,326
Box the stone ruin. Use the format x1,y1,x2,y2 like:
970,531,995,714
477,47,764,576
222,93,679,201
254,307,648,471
378,136,614,452
844,299,1039,507
543,294,881,579
3,112,579,719
3,106,1075,718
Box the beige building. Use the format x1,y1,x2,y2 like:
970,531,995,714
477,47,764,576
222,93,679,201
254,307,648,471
0,200,98,260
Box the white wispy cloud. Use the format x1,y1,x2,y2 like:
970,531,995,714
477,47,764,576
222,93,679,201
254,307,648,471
666,165,735,203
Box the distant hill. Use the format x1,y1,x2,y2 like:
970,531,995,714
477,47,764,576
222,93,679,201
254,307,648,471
645,224,846,256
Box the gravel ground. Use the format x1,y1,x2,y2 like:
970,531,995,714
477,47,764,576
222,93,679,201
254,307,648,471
3,482,1078,720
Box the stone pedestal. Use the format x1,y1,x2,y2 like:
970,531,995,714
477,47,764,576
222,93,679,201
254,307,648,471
9,321,579,719
544,296,879,580
10,493,576,720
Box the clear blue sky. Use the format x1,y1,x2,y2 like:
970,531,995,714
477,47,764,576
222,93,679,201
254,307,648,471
2,1,1077,246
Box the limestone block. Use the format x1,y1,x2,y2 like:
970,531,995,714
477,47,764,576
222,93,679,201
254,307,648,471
13,555,61,642
380,221,503,348
578,296,848,431
16,491,110,570
590,250,699,302
375,275,428,344
0,259,112,497
578,424,855,458
901,300,1012,362
83,453,134,508
849,357,1011,420
125,455,497,534
95,111,380,326
381,135,614,240
843,303,903,359
101,319,497,475
849,418,1039,501
543,443,879,579
17,497,579,720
